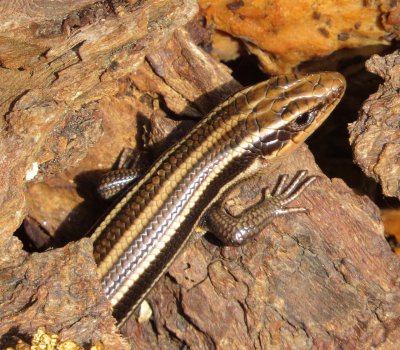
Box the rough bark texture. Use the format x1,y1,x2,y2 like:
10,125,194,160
0,239,125,349
123,149,400,350
349,50,400,199
0,0,201,348
1,1,400,349
0,0,199,240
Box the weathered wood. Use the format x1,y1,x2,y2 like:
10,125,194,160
1,0,400,349
123,148,400,349
0,0,199,239
0,239,128,349
117,30,400,350
349,50,400,199
0,0,200,348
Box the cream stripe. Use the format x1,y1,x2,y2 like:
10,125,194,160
93,75,313,280
90,78,293,242
110,145,246,306
96,111,251,278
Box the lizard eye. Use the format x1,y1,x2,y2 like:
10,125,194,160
287,109,317,131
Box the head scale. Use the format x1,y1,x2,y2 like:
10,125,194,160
243,72,346,157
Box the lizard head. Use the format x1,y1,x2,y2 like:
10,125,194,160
242,72,346,158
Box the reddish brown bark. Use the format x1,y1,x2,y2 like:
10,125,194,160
1,1,400,349
349,50,400,200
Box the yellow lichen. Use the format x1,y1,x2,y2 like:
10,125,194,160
6,327,102,350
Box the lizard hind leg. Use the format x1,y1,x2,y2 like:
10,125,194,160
97,148,146,200
97,168,142,200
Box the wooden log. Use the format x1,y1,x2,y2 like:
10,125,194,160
1,0,400,349
349,50,400,200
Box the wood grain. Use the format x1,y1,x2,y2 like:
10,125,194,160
1,0,400,349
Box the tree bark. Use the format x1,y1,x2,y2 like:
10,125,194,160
349,50,400,200
1,1,400,349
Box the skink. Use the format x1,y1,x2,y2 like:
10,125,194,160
91,72,346,325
